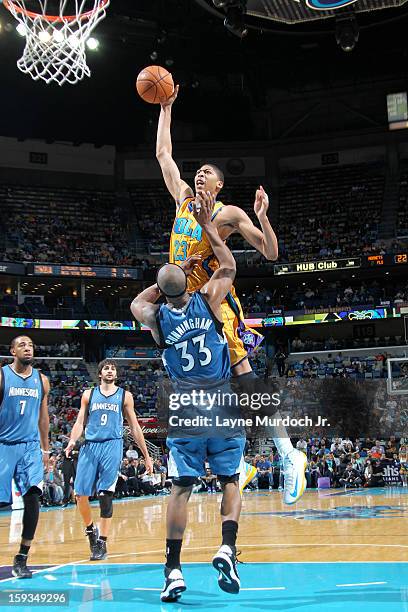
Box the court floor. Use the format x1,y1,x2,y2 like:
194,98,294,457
1,488,408,611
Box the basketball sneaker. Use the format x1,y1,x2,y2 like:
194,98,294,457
85,524,99,548
239,462,257,496
12,554,32,579
160,567,186,602
282,449,307,505
90,539,107,561
212,545,240,594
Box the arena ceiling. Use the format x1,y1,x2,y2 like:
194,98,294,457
0,0,407,144
196,0,408,25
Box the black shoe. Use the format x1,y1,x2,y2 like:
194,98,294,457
90,539,107,561
160,566,186,602
85,525,99,551
212,545,240,594
12,555,32,579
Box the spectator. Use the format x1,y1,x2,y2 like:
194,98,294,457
126,444,139,461
275,348,287,377
339,463,362,488
44,456,64,505
256,454,274,490
200,468,218,493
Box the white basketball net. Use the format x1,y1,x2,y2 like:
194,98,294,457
3,0,110,85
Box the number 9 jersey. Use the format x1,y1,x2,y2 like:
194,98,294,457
84,386,124,442
156,292,230,384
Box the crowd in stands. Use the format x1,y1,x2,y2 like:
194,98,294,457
0,340,82,357
285,353,388,379
240,279,408,314
41,434,407,508
1,274,407,323
278,162,384,262
290,334,404,353
398,165,408,235
129,184,175,253
0,160,400,268
0,184,142,266
243,436,407,491
43,448,171,507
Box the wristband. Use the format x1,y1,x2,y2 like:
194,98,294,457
41,449,51,454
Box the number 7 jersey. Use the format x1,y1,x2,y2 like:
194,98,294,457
0,365,43,443
156,292,230,384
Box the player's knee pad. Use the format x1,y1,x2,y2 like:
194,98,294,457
24,486,42,499
22,488,40,540
218,474,239,485
98,491,114,519
172,476,197,488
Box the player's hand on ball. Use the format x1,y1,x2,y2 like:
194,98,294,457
254,185,269,218
180,255,201,276
193,191,215,227
145,456,154,475
161,84,179,109
65,440,75,457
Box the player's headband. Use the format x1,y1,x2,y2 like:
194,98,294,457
156,264,187,298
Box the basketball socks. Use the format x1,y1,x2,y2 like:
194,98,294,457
19,544,30,556
85,523,95,535
222,520,238,549
274,436,294,459
165,539,182,569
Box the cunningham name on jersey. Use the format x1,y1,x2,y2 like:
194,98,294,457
165,317,213,345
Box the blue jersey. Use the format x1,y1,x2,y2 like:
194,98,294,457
0,365,43,443
156,292,230,384
85,386,124,442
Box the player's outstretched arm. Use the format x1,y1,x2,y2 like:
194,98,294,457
193,191,236,309
130,288,161,345
65,390,90,456
156,85,193,206
226,186,278,261
123,391,153,474
39,374,50,469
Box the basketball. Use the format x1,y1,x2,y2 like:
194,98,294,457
136,65,174,104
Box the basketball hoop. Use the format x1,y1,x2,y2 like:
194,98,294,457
2,0,110,85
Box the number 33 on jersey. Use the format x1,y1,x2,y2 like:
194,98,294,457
155,292,230,383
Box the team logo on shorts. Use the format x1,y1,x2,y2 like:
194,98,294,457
242,332,255,345
305,0,358,9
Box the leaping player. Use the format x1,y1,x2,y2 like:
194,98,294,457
132,193,246,602
156,85,306,504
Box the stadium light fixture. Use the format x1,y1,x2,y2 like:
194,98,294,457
38,30,51,43
335,16,359,52
16,22,27,36
224,7,248,38
86,37,99,50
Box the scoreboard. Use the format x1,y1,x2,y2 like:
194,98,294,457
366,253,408,267
387,92,408,130
274,254,408,275
29,264,141,280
